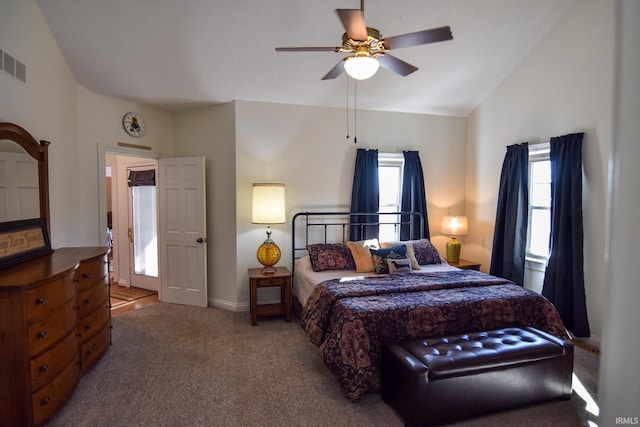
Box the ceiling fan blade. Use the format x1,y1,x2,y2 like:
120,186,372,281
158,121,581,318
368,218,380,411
383,26,453,50
321,59,346,80
275,47,339,52
336,9,368,41
376,54,418,77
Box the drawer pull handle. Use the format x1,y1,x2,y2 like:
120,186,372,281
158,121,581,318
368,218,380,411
37,331,47,339
83,273,91,278
86,348,95,356
85,323,93,330
36,297,46,305
41,397,50,406
85,298,92,305
40,364,49,373
74,305,81,310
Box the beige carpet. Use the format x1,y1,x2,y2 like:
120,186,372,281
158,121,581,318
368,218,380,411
46,303,599,427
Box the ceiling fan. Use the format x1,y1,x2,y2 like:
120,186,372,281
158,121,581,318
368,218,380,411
275,2,453,80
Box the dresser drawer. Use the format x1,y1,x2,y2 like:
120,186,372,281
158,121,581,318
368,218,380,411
25,274,76,322
76,280,109,318
80,323,111,372
74,256,109,293
27,299,77,358
30,331,78,392
77,303,110,343
31,355,80,426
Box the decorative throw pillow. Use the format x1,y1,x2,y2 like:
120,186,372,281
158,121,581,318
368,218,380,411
387,257,412,274
380,241,420,270
370,245,407,274
412,239,442,265
307,243,356,272
347,239,379,273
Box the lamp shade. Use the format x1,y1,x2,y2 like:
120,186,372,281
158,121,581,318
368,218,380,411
344,55,380,80
441,216,468,236
252,183,286,224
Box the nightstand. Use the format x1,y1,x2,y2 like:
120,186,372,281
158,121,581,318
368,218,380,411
448,258,481,271
248,267,291,326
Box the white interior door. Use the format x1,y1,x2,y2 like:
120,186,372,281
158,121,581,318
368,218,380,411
158,157,208,307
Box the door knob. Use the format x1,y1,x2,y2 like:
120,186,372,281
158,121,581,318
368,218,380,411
197,237,207,244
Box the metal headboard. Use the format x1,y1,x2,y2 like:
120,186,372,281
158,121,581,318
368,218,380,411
291,211,424,276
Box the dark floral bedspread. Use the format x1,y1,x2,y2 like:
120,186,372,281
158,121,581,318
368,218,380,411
300,270,568,401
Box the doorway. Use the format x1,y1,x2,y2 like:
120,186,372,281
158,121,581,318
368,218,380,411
99,144,208,308
105,153,160,293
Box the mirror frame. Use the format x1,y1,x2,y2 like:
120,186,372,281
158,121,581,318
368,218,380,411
0,122,51,234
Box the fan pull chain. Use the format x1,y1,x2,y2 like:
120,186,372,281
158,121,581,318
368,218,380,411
346,76,350,140
354,80,358,144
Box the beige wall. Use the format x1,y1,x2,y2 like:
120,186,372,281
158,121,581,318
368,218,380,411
173,103,237,309
466,0,615,342
233,100,467,310
0,0,174,247
1,0,78,245
76,86,174,246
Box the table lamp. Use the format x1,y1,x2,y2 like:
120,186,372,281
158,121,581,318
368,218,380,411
251,183,286,274
441,215,468,263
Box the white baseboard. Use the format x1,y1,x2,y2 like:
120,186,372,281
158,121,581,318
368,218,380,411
208,298,282,313
209,298,249,312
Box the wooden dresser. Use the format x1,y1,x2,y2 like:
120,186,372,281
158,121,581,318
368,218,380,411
0,247,111,427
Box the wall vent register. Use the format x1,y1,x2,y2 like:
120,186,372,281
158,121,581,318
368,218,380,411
1,48,27,83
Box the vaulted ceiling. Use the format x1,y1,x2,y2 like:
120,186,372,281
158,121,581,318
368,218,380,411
37,0,580,116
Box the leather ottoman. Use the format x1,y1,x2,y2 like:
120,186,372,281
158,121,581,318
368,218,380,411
381,327,573,426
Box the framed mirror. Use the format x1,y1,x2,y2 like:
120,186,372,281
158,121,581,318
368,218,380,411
0,122,51,235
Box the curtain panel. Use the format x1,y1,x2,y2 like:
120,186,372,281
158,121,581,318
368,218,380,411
542,133,590,337
350,149,379,241
489,142,529,285
400,151,430,240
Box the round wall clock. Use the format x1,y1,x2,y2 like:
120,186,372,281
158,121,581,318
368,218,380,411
122,112,146,137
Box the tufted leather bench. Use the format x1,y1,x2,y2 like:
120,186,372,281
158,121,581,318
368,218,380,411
381,327,573,426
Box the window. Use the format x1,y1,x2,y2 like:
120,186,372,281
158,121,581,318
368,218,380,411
527,145,551,261
378,153,404,242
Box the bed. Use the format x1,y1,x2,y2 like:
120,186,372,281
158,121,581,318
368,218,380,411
291,211,569,401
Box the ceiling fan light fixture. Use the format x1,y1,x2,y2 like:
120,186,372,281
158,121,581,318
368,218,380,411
344,55,379,80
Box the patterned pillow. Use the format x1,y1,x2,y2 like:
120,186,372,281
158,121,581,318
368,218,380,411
370,245,407,274
412,239,442,265
387,257,412,274
307,243,356,272
380,241,420,270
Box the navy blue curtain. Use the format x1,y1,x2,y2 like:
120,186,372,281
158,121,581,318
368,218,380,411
490,143,529,284
542,133,590,337
350,149,379,240
400,151,429,240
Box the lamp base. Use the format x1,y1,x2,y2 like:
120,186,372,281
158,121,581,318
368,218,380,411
260,266,277,275
256,229,281,275
446,237,462,263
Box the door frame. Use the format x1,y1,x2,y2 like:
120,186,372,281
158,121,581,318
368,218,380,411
98,143,162,298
